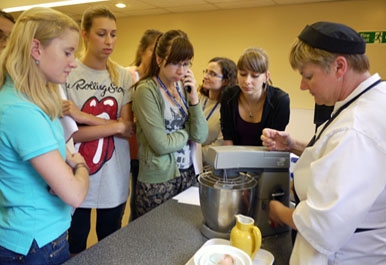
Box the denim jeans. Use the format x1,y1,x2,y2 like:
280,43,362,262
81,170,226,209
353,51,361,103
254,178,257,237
0,232,70,265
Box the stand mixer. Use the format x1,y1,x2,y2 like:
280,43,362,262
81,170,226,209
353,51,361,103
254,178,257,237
199,145,291,238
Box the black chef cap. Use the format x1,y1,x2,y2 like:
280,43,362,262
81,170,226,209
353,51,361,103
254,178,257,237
298,21,366,54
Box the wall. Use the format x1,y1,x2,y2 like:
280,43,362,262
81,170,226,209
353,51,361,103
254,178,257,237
111,0,385,141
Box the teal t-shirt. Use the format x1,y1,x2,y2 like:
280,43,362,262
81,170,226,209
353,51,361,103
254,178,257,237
0,77,71,255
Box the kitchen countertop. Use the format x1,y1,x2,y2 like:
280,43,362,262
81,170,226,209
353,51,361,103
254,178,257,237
63,198,292,265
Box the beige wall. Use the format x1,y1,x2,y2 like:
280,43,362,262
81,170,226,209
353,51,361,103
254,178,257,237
111,0,386,110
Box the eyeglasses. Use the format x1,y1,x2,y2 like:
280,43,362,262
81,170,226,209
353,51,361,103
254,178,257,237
203,69,223,79
170,61,192,69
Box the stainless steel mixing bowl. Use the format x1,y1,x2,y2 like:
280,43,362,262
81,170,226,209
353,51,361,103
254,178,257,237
198,171,257,233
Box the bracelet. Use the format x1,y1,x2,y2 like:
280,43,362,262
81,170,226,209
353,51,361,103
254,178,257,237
74,162,89,173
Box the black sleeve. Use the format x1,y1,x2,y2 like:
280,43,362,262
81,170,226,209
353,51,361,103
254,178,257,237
220,86,238,141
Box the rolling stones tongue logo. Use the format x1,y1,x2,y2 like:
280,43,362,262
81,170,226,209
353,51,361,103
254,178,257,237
79,96,117,175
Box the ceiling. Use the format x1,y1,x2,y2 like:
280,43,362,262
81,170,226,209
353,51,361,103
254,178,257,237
1,0,352,21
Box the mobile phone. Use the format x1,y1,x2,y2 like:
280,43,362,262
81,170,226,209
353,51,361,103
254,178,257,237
184,75,191,93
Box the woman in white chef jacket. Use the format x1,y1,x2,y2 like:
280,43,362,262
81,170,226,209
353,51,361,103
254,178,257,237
261,21,386,264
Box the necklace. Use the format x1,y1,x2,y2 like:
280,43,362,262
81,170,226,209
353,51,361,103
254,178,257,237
244,98,256,119
242,93,265,120
246,103,254,119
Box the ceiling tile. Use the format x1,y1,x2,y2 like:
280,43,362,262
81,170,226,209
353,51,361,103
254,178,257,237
0,0,355,20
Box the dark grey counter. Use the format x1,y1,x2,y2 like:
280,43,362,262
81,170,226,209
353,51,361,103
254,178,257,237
64,199,292,265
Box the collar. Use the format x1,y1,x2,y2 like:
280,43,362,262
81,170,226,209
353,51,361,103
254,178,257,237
332,73,381,115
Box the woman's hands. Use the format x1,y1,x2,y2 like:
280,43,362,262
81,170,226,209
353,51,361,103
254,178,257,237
183,69,199,105
66,148,87,169
269,200,296,230
62,100,135,139
31,149,89,208
261,128,292,151
63,100,85,123
116,117,135,138
261,128,306,156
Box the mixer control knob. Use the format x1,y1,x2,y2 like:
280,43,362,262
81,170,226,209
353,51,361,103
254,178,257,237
270,186,286,201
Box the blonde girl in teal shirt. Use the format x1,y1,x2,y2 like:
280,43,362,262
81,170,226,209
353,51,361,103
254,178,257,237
0,7,89,265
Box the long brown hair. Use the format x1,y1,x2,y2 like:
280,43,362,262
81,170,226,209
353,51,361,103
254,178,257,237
131,29,162,67
237,47,273,85
144,29,194,80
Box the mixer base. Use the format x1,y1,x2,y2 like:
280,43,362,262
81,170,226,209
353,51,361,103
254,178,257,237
200,223,230,239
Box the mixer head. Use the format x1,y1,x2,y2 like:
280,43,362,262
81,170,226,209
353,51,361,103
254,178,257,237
207,146,289,171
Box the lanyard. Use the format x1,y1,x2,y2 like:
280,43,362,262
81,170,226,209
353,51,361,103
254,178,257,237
308,79,382,147
293,79,382,206
156,75,188,119
202,97,219,121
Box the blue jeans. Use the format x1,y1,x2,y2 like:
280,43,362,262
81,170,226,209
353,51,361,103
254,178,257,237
0,232,70,265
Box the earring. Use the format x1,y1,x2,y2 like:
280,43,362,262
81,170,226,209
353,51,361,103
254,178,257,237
35,60,40,65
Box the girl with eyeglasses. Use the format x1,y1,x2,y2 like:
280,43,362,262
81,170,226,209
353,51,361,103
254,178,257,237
221,47,290,146
198,57,237,165
132,29,208,217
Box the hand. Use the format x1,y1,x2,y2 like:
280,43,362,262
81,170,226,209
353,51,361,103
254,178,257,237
269,200,296,230
62,100,83,122
261,128,292,151
269,200,286,227
66,149,87,169
50,150,87,196
183,70,199,105
116,118,135,138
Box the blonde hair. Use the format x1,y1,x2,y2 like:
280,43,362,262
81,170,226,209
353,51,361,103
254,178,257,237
289,38,369,73
0,7,79,119
80,6,120,86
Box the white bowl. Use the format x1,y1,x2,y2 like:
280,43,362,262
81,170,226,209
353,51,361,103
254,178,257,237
194,244,252,265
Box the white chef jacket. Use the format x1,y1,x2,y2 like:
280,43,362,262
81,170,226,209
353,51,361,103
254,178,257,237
291,74,386,265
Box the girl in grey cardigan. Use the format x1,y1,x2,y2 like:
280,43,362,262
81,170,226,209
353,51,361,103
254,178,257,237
133,30,208,217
